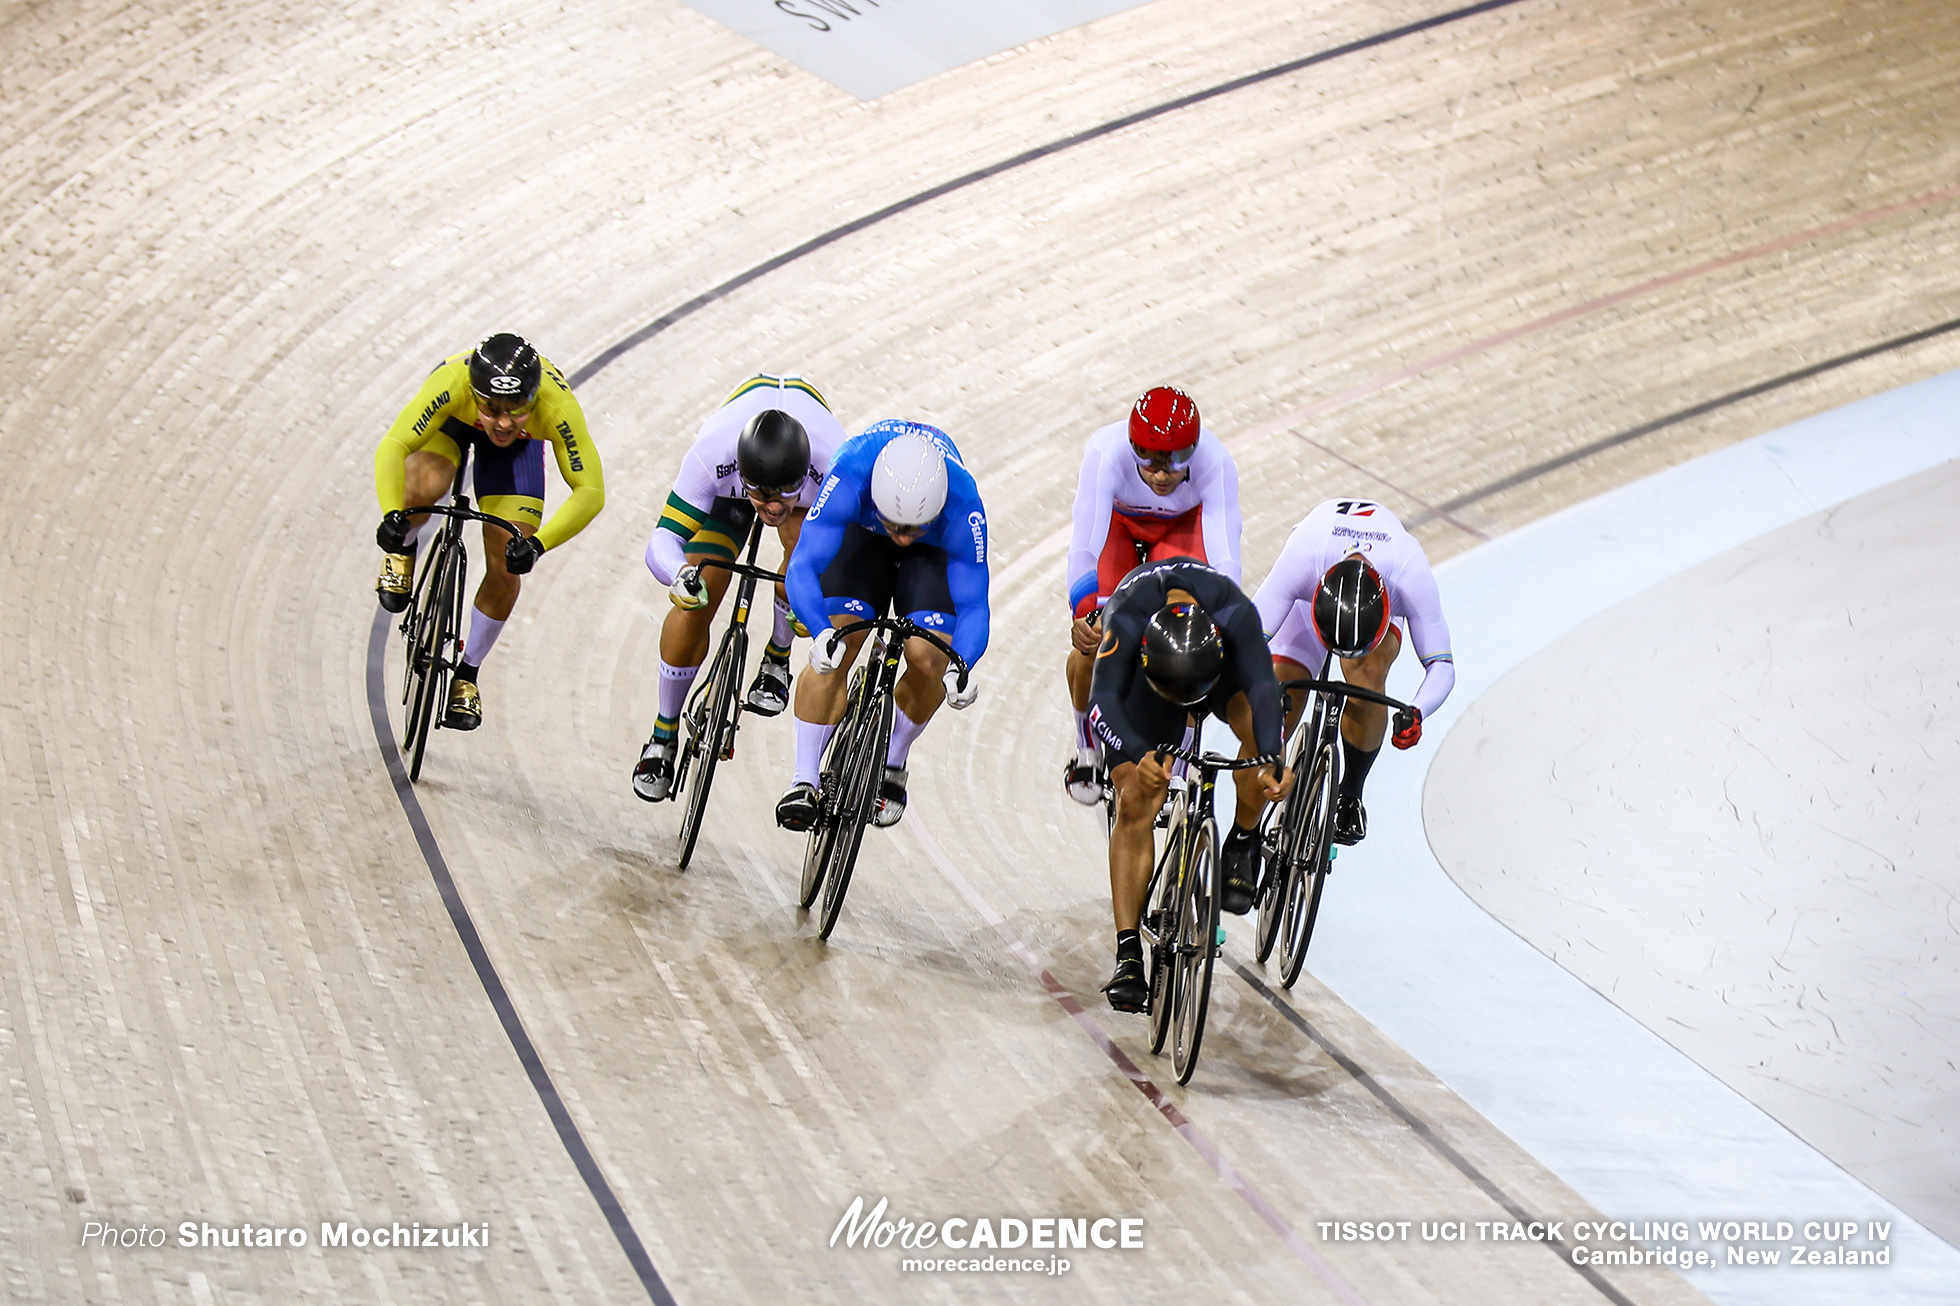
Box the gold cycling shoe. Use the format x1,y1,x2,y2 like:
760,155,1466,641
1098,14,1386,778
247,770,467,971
376,552,413,612
443,678,482,731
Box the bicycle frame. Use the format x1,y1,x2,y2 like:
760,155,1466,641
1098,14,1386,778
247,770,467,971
1139,727,1281,1084
395,452,526,781
800,614,969,939
1255,654,1410,982
670,519,786,870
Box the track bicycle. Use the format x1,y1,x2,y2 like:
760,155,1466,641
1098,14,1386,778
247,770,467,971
1140,734,1282,1085
797,616,970,941
1252,655,1410,986
396,453,525,782
666,519,787,870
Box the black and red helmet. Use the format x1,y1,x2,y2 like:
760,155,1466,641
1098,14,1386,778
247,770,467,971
1313,555,1390,659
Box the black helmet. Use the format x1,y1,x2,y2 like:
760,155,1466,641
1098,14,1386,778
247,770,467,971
468,333,541,408
737,409,811,494
1313,555,1390,659
1141,600,1223,706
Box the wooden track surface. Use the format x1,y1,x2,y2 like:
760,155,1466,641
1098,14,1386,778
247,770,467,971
4,0,1957,1300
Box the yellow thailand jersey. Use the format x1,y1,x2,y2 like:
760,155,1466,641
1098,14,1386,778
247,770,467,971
373,350,605,551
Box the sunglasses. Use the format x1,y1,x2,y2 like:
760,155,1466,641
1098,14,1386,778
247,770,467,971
743,482,803,505
474,393,535,419
1130,441,1196,472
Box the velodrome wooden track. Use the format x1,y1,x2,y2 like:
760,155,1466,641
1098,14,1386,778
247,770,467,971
4,0,1958,1301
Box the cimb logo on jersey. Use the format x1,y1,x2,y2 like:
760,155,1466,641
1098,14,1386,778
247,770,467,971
830,1196,1142,1253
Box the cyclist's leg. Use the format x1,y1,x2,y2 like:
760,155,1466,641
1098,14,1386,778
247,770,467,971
745,507,806,713
652,496,749,732
379,447,460,603
1332,623,1403,839
872,544,956,825
778,527,889,826
443,439,544,728
1218,688,1269,913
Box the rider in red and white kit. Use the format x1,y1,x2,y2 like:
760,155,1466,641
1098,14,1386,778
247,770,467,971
1061,386,1242,803
1252,497,1456,845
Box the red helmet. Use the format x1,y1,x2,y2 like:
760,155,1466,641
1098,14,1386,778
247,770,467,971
1128,386,1200,453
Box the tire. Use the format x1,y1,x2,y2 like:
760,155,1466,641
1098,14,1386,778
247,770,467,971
818,670,892,940
1252,797,1292,964
406,537,462,783
1143,799,1185,1056
676,626,744,870
1171,819,1220,1085
799,672,862,911
1279,741,1337,988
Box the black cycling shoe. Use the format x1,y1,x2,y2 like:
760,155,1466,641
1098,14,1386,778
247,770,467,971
1332,795,1368,846
775,782,820,832
873,765,907,828
1221,825,1259,915
745,656,792,717
1102,955,1149,1013
632,736,676,802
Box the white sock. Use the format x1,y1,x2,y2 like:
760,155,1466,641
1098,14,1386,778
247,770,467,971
656,659,700,733
886,706,927,769
793,717,836,788
772,596,795,651
463,609,506,667
1072,706,1094,751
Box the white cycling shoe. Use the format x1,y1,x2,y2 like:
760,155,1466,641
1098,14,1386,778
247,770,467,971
1063,748,1103,806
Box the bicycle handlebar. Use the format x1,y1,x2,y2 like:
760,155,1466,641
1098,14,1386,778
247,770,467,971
405,501,528,535
1280,676,1410,715
1153,744,1285,773
827,615,971,680
687,557,787,586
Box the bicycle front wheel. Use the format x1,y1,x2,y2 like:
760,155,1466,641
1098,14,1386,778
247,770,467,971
1253,797,1293,964
818,676,893,940
1143,804,1185,1056
1279,741,1337,988
677,627,744,871
406,539,463,783
1171,818,1220,1085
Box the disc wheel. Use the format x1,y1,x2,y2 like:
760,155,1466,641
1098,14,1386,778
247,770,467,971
1170,820,1220,1085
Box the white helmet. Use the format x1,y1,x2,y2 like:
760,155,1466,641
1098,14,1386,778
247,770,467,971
870,430,949,527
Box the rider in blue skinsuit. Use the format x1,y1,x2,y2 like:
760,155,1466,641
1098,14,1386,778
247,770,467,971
777,419,991,831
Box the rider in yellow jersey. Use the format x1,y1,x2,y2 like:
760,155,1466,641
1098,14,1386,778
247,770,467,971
372,333,604,730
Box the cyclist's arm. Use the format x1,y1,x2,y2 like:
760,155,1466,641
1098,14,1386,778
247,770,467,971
1065,443,1117,618
1084,609,1153,762
373,368,460,514
1398,565,1457,719
1195,438,1244,584
644,446,721,585
785,475,850,636
942,497,990,666
1214,594,1285,757
535,406,604,550
1251,522,1315,636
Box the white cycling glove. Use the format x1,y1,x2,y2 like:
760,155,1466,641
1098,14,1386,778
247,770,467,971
669,566,707,610
809,627,847,674
943,666,978,710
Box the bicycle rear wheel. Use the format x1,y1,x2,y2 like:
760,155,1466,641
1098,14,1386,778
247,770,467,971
1171,819,1220,1084
676,626,744,870
818,673,892,940
1279,741,1337,988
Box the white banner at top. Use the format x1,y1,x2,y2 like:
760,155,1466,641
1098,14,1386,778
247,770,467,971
679,0,1157,100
